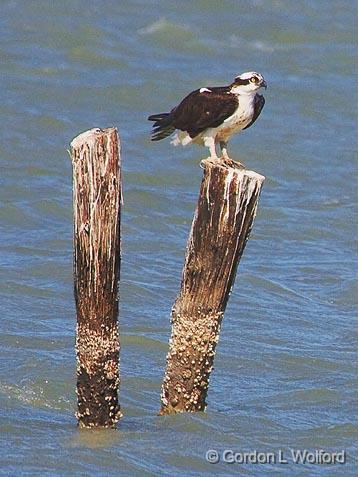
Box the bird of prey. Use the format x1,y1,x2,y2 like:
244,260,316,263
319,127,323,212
148,71,267,162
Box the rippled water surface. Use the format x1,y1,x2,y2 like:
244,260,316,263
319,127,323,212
0,1,357,475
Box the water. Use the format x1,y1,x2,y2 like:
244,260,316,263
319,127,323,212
0,0,357,475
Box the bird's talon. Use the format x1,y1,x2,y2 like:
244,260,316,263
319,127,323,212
209,156,222,164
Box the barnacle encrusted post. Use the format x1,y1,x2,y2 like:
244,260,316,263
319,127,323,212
70,127,122,428
160,158,265,414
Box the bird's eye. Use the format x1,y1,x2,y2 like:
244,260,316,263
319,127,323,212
250,77,258,83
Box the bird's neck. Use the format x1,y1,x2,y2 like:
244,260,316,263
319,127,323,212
231,90,256,111
230,85,257,96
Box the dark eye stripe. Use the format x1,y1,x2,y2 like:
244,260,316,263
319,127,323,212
234,77,251,85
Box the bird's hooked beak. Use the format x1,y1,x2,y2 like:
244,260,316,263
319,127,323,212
261,79,267,90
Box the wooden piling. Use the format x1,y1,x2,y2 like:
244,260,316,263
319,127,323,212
159,158,265,415
70,127,122,428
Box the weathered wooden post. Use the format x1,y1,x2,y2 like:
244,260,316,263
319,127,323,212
160,158,265,415
70,127,122,428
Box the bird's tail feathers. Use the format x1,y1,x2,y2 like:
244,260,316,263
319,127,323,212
148,112,175,141
148,113,169,123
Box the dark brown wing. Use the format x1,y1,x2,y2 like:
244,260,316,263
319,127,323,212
170,87,238,138
242,93,265,130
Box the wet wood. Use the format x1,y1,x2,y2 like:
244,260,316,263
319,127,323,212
70,127,122,428
160,158,265,414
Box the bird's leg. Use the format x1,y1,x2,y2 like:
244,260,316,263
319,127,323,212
204,136,220,163
220,140,246,168
219,141,231,161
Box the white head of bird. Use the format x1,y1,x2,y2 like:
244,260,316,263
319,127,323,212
230,71,267,95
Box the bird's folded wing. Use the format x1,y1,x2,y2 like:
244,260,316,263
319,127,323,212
242,94,265,130
170,88,238,138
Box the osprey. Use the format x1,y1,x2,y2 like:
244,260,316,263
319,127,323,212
148,71,267,161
